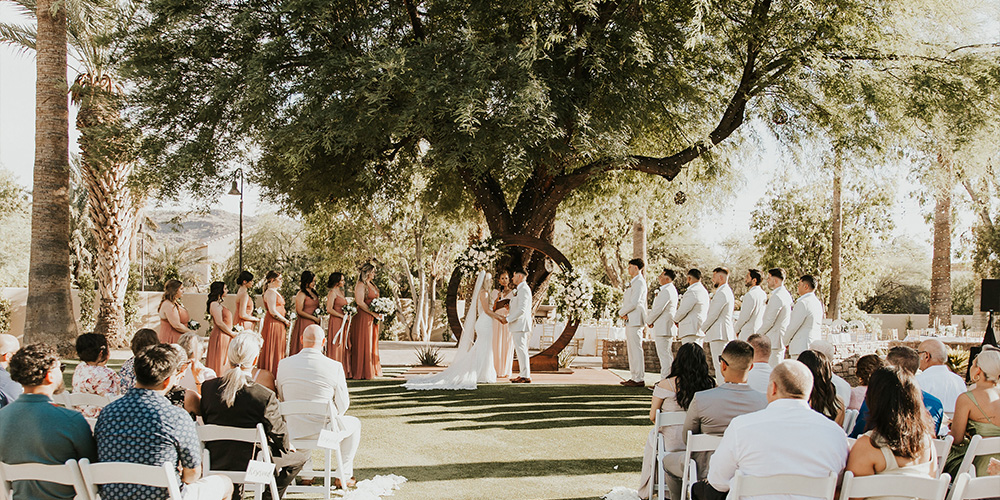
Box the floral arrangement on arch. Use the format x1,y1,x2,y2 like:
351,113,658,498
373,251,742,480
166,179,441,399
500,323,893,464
454,238,504,275
554,269,594,323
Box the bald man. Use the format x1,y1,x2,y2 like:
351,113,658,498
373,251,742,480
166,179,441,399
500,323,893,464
695,361,849,500
0,334,22,407
915,339,967,413
276,324,361,486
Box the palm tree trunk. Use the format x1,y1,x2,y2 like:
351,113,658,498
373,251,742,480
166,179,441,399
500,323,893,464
829,159,842,320
929,153,953,327
25,0,79,352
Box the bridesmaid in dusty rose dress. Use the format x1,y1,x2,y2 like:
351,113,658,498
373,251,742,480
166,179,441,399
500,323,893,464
325,272,351,372
234,271,260,331
258,271,291,373
288,271,321,357
205,281,235,374
491,270,515,378
158,279,191,343
348,263,382,379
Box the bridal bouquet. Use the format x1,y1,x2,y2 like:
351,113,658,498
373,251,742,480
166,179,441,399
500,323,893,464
454,238,503,275
186,319,201,331
369,298,395,322
253,307,265,317
233,324,245,333
342,303,358,316
554,269,594,322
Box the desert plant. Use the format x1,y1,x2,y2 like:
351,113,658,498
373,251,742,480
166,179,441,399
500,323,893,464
905,316,914,331
415,345,443,366
947,348,969,376
558,349,576,370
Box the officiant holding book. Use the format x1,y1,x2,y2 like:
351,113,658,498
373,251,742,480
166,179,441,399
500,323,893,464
492,270,515,378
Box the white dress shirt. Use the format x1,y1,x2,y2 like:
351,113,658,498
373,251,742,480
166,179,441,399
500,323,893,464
735,286,767,341
703,283,735,343
675,282,710,340
276,347,350,439
757,286,792,349
746,363,773,394
647,283,678,337
618,274,648,327
916,364,968,413
707,398,849,499
783,292,823,356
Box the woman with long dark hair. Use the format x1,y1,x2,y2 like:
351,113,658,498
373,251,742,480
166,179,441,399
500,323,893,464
288,271,321,357
157,279,190,343
258,271,290,373
234,270,259,331
638,343,716,498
205,281,235,374
797,349,845,425
348,263,382,379
847,366,936,491
325,272,350,369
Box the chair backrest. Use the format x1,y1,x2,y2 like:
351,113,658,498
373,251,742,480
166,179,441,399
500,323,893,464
931,435,953,478
948,472,1000,500
197,423,272,463
78,458,182,500
842,409,859,433
0,459,87,500
55,392,113,410
686,431,723,454
838,471,950,500
655,410,686,431
278,400,342,437
731,470,837,500
955,435,1000,476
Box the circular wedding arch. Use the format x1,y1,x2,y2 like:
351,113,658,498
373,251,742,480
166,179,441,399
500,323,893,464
445,235,578,373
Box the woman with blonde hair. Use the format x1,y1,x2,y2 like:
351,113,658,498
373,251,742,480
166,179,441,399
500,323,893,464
348,263,382,379
945,349,1000,477
158,279,191,343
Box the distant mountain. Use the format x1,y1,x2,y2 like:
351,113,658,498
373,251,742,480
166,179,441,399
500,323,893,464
147,209,259,246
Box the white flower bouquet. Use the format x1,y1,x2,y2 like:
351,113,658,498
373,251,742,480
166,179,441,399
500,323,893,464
314,307,326,317
342,303,358,316
233,324,245,333
554,269,594,323
454,238,504,275
369,297,395,316
186,319,201,331
288,311,297,322
253,307,264,318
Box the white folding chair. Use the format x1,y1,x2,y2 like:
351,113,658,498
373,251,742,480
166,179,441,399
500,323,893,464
955,435,1000,477
0,459,87,500
839,471,950,500
279,400,350,499
54,392,115,412
78,458,182,500
730,470,837,500
932,435,954,478
842,409,859,434
196,423,280,499
947,472,1000,500
650,410,687,500
680,431,723,500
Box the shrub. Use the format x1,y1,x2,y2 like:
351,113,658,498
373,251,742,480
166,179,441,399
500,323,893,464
947,348,969,377
0,295,11,334
415,345,442,366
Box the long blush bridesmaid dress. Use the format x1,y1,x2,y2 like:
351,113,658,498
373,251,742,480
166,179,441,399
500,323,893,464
326,293,351,374
287,292,320,357
258,291,287,373
348,284,382,379
206,304,233,374
158,302,190,344
238,291,257,330
492,289,514,377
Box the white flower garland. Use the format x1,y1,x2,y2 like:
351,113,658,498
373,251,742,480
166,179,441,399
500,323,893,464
555,269,594,322
454,238,503,275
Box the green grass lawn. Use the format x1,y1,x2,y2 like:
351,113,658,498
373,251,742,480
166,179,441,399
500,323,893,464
345,380,651,500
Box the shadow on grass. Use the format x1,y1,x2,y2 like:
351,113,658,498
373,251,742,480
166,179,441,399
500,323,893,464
355,457,641,482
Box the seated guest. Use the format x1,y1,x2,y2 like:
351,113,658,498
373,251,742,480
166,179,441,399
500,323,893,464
201,334,307,499
118,328,159,395
847,366,937,490
850,354,883,410
916,339,967,413
797,349,845,425
277,325,361,488
0,343,97,500
811,340,851,406
851,347,945,438
945,349,1000,477
660,340,768,500
745,334,773,394
95,345,233,500
0,334,23,406
72,333,120,417
695,360,849,500
638,342,716,498
176,332,218,394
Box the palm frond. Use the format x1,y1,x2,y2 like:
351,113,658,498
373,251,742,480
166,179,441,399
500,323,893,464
0,23,37,54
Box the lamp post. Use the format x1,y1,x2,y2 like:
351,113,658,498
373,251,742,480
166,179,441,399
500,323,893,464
228,169,244,274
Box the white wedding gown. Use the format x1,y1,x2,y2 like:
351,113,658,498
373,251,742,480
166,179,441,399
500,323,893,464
404,272,497,390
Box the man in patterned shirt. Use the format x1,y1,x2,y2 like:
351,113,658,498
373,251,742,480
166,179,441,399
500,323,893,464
95,345,233,500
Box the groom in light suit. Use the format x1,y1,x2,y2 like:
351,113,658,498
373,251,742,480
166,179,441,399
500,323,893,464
618,258,648,387
646,268,678,379
506,267,533,383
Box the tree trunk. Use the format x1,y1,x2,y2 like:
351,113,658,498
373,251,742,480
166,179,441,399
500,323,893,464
929,154,953,327
25,0,79,353
828,159,842,320
633,216,648,265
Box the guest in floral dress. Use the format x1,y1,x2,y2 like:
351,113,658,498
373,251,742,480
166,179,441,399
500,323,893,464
118,328,159,395
72,333,120,417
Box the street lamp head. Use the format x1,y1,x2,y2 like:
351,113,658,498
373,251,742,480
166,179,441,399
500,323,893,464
228,180,241,196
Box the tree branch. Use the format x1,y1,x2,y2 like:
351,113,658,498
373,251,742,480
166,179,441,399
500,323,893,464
402,0,426,41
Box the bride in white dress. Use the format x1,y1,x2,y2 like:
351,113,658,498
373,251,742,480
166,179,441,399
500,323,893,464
404,271,500,390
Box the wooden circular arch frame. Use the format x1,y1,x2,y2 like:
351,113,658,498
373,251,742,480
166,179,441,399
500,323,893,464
445,234,578,373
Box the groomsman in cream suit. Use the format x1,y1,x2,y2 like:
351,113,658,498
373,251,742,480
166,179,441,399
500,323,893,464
702,267,735,384
674,269,709,345
506,267,533,383
756,268,793,366
618,259,648,387
646,269,678,378
734,269,767,341
783,274,824,359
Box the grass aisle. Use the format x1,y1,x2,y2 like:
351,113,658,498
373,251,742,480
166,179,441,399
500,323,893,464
347,380,651,500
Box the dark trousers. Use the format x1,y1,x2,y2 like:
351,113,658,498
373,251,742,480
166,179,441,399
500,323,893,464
691,480,728,500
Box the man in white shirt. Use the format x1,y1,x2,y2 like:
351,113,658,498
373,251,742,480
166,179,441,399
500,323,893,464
916,338,968,412
619,258,648,387
696,360,849,500
734,269,767,341
810,339,851,406
783,275,823,359
745,334,773,394
646,268,678,378
675,269,710,345
276,325,361,484
703,267,735,384
756,268,793,366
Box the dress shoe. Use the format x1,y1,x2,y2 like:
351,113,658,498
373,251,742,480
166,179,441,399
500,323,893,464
518,378,531,383
621,380,645,387
509,377,523,383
